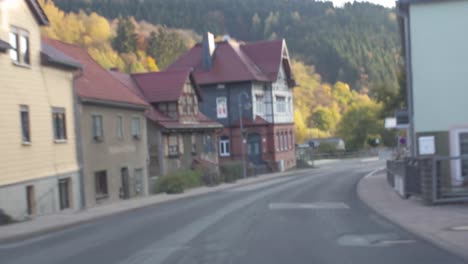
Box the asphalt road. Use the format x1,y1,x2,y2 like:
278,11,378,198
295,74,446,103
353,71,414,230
0,159,464,264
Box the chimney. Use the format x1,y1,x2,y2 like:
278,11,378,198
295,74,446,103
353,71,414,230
202,32,215,70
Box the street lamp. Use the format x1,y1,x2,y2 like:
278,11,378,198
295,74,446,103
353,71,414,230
238,92,251,178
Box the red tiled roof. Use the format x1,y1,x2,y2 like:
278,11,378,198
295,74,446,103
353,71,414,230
43,38,147,107
168,38,293,85
132,68,194,103
109,69,222,130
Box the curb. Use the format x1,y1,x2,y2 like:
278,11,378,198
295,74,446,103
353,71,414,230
0,167,315,244
357,169,468,262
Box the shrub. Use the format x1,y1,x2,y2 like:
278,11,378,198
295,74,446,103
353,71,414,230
155,169,204,194
220,161,243,183
155,175,184,194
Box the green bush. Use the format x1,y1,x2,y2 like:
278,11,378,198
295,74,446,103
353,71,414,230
155,169,204,194
220,161,243,183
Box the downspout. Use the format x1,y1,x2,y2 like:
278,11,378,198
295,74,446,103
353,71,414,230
399,4,415,157
72,69,86,210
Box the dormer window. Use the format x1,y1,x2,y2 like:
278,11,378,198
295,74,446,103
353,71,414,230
10,27,30,66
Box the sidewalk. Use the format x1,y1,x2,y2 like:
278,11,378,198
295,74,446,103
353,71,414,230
0,168,311,243
358,170,468,261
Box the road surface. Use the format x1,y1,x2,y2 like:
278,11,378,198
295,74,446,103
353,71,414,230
0,159,464,264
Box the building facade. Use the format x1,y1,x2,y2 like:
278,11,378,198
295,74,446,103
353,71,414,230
168,33,296,171
0,0,82,219
398,0,468,187
111,68,222,190
45,38,150,207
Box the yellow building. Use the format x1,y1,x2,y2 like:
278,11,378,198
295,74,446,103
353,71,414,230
0,0,82,220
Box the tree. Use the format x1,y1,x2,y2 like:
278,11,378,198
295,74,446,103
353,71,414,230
337,100,383,151
112,17,137,54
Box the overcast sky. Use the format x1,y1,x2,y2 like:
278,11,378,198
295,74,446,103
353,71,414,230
322,0,396,8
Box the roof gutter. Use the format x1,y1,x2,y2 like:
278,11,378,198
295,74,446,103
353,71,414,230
80,97,147,111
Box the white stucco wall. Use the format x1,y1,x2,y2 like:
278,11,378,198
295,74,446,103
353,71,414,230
410,1,468,132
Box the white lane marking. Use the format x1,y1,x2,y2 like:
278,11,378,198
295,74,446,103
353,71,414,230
227,177,293,192
116,172,319,264
269,202,350,210
360,157,379,162
448,225,468,231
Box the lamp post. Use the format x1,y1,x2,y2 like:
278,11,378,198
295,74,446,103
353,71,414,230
238,92,250,178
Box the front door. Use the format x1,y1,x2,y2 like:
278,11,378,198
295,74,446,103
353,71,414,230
121,167,130,199
247,133,262,165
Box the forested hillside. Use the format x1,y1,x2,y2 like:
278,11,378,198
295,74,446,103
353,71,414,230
39,0,400,150
52,0,401,91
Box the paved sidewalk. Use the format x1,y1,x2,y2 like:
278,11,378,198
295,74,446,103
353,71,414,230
0,168,312,243
358,170,468,261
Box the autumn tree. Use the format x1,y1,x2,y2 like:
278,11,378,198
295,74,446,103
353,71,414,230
113,17,137,54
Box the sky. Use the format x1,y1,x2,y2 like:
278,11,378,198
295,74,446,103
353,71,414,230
323,0,396,8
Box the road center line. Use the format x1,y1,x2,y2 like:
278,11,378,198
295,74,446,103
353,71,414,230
269,202,350,210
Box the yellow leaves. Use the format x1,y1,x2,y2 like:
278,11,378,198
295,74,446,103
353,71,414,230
38,0,160,73
146,56,159,72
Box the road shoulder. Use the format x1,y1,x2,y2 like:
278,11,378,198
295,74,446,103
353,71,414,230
358,169,468,261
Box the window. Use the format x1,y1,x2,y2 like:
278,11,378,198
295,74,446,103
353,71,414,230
219,136,230,157
131,117,141,138
52,107,67,141
288,97,292,113
58,178,71,210
285,133,289,150
92,115,103,141
255,95,264,115
94,171,108,199
203,134,214,153
134,169,144,195
276,96,286,113
281,132,288,150
191,134,197,154
168,135,179,156
276,133,280,151
116,115,123,139
20,105,30,143
9,27,29,65
216,97,228,118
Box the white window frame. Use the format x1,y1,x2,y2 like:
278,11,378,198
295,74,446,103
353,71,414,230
168,134,179,156
276,96,286,113
116,115,123,139
92,114,103,141
52,107,67,142
20,105,30,144
450,128,468,186
10,27,30,66
255,94,264,116
216,97,228,118
131,117,141,139
219,136,230,157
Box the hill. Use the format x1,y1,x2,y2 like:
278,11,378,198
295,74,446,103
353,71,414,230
52,0,401,91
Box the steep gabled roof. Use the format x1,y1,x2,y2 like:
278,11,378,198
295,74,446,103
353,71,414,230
41,42,82,69
168,38,295,86
26,0,49,25
42,38,147,108
132,68,200,103
109,69,222,130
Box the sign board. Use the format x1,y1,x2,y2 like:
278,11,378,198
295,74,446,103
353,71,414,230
418,136,435,155
385,117,397,129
